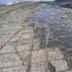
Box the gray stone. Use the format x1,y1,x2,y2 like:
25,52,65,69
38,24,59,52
31,50,46,63
30,62,46,72
0,53,22,68
0,66,26,72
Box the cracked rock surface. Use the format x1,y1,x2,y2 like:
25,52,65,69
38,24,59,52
0,3,72,72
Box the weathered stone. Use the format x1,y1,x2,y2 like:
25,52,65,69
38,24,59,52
30,62,46,72
0,66,26,72
33,39,40,50
18,51,31,70
31,50,46,63
0,45,16,54
0,3,72,72
47,48,69,72
0,35,11,46
16,43,32,51
24,28,34,33
0,53,22,68
21,33,33,40
66,70,72,72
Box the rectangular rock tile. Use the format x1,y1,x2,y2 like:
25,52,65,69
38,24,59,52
10,33,33,47
16,39,32,51
16,43,32,51
53,59,69,72
10,29,33,43
0,44,16,54
18,51,31,69
18,51,30,60
6,28,20,35
10,32,22,42
0,35,11,46
47,48,64,59
31,50,46,63
0,53,22,68
0,35,10,42
30,62,45,72
0,27,20,35
32,39,40,50
0,66,26,72
47,48,69,72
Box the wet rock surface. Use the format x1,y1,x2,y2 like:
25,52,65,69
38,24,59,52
0,4,72,72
